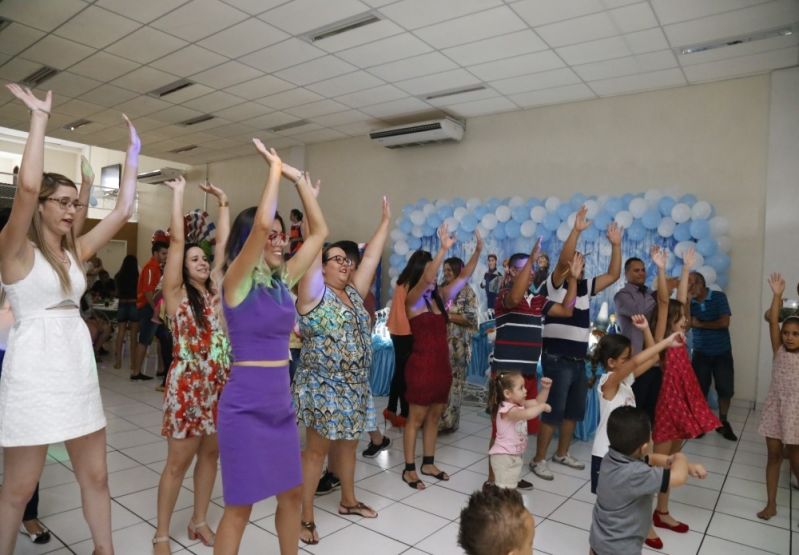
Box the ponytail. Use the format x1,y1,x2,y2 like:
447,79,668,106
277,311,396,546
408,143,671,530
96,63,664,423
488,371,521,416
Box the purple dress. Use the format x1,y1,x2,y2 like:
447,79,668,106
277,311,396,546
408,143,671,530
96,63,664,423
219,280,300,505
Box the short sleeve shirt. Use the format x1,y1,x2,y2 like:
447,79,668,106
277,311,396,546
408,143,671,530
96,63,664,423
491,286,553,375
541,273,597,358
613,283,657,355
136,258,162,309
690,290,732,355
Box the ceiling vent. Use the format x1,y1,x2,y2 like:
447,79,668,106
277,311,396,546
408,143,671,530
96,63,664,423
269,119,310,132
308,13,381,42
137,168,184,184
178,114,214,126
425,85,486,101
148,79,194,98
369,117,464,149
168,145,198,154
21,65,59,88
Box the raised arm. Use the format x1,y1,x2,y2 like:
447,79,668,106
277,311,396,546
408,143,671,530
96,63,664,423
222,139,281,307
162,177,186,314
0,85,52,267
295,181,326,315
407,224,452,308
199,182,230,275
73,155,94,234
553,205,589,287
351,196,390,299
285,169,329,287
594,222,623,293
767,273,785,354
440,230,483,303
677,248,696,306
546,253,584,318
77,115,139,261
505,237,541,308
652,247,669,341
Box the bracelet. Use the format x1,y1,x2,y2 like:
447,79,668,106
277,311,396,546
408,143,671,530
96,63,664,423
219,201,229,207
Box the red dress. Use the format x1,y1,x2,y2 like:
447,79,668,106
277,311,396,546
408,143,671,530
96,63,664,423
405,311,452,406
653,345,720,442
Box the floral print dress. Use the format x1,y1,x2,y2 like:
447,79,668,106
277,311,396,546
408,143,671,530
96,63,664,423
440,285,478,432
162,292,231,439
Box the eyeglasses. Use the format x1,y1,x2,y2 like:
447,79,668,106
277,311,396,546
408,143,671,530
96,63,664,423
267,231,287,245
46,197,86,211
324,255,354,267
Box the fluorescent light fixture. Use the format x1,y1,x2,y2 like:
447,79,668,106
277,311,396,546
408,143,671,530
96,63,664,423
63,119,92,131
169,145,198,153
269,119,310,132
179,114,215,126
308,13,381,42
21,66,59,88
680,26,795,55
148,79,194,98
425,85,487,101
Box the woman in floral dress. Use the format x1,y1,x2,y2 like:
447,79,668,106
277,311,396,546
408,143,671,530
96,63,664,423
439,257,478,433
152,177,231,554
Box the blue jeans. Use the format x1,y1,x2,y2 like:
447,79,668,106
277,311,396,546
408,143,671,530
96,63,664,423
540,352,588,425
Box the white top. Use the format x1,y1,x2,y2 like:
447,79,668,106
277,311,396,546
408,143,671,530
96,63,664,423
591,371,637,458
0,298,12,351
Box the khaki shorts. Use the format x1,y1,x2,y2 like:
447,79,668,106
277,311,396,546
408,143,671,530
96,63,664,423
490,454,523,489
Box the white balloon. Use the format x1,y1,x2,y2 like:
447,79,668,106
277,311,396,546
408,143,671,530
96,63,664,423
545,196,561,212
434,198,448,208
657,217,676,238
422,203,436,216
697,265,717,285
644,189,662,202
390,228,404,241
674,241,694,258
476,224,488,237
411,225,424,238
691,201,712,220
495,205,511,222
710,216,730,236
556,222,571,241
530,205,547,223
481,213,498,230
509,196,525,207
597,194,609,206
615,210,633,229
584,199,600,219
444,216,459,231
410,210,425,226
671,203,691,224
454,206,467,220
520,220,537,238
567,211,577,228
388,266,399,278
717,235,732,253
395,241,409,255
467,197,481,209
629,197,648,218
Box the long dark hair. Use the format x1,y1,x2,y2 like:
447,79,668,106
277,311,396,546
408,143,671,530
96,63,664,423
442,256,464,284
184,243,213,330
115,254,139,296
399,249,447,320
224,207,285,273
590,334,631,379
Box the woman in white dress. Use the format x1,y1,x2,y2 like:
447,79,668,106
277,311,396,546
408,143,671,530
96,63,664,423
0,84,140,555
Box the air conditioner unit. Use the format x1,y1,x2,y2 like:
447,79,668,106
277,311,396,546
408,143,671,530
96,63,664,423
369,117,464,149
136,168,183,184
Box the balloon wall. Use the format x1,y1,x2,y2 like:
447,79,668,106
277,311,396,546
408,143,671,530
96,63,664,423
388,192,731,315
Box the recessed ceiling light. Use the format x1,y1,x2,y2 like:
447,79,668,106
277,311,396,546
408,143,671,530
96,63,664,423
680,25,795,55
308,13,381,42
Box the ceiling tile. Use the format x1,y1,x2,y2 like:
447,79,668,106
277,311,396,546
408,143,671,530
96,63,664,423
239,38,326,73
334,120,383,136
378,0,502,29
313,19,404,52
197,18,289,58
508,83,596,108
113,66,179,94
367,52,458,82
511,0,631,27
535,2,658,48
651,0,772,26
247,111,299,130
335,84,408,108
112,95,173,118
293,128,348,143
426,87,498,107
260,0,369,35
664,0,799,47
0,23,46,56
0,57,43,82
362,0,396,6
96,0,191,23
414,6,528,50
182,91,245,113
682,46,798,83
211,102,267,122
217,0,287,15
285,99,349,118
307,71,384,97
274,56,357,87
442,30,548,67
337,33,433,68
43,72,103,98
360,97,433,118
311,109,373,126
224,74,295,100
105,27,188,64
53,98,107,117
149,105,204,124
573,49,677,81
0,0,87,32
78,83,139,107
54,6,141,49
276,122,321,136
69,52,140,82
395,69,482,96
556,28,669,65
209,121,259,137
679,33,798,66
191,61,262,89
255,88,324,110
150,0,248,42
150,45,228,77
467,50,564,81
22,35,95,70
444,96,517,118
588,67,686,96
158,83,214,104
491,67,582,95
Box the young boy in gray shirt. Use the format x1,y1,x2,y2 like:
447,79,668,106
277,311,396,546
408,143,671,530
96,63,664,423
590,406,707,555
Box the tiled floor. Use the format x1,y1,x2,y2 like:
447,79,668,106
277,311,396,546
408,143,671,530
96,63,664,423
2,360,796,554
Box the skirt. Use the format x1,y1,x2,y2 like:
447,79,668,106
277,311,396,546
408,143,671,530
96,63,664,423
218,364,301,505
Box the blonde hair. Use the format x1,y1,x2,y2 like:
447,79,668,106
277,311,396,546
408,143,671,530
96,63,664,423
30,173,83,293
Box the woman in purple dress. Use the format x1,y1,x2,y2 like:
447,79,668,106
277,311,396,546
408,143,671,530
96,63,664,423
214,140,328,555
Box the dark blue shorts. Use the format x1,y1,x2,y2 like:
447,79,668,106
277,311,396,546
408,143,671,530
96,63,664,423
692,350,734,400
117,301,138,323
540,352,588,425
137,304,159,345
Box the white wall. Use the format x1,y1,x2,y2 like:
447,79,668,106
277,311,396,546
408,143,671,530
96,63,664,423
757,66,799,402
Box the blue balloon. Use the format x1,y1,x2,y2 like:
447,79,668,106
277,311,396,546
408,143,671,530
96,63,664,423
581,226,599,243
451,197,466,207
415,198,429,209
527,197,541,208
514,237,529,253
437,205,452,220
390,253,404,267
399,219,412,233
717,273,729,288
427,213,442,228
627,221,646,242
556,203,572,220
474,205,488,219
696,238,717,257
456,226,471,242
673,222,692,242
402,205,414,217
680,194,697,205
511,204,529,223
422,223,436,237
708,253,730,272
642,208,660,230
672,262,683,276
689,219,710,240
461,213,478,232
538,227,552,242
543,213,560,231
605,197,624,214
593,210,612,231
505,220,521,239
622,193,634,205
493,223,507,240
658,196,675,216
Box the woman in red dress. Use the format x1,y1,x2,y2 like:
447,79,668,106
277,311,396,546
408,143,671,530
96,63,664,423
401,225,482,490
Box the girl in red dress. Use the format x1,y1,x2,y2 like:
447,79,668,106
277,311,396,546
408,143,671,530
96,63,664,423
649,247,720,543
401,225,482,490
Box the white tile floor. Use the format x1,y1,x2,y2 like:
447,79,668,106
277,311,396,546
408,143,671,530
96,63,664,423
2,360,796,555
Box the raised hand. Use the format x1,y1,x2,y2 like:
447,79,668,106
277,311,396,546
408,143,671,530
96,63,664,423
123,114,140,153
530,236,542,261
381,195,390,222
768,272,785,296
568,252,584,279
574,205,590,231
252,138,282,170
683,247,697,270
474,228,483,251
81,155,94,186
438,223,455,250
163,175,186,191
6,83,52,113
607,222,623,245
631,314,649,330
302,171,321,198
652,247,667,269
199,182,227,203
540,377,553,389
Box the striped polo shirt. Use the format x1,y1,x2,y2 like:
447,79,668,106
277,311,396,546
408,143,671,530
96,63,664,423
541,273,597,358
690,290,732,355
491,287,553,376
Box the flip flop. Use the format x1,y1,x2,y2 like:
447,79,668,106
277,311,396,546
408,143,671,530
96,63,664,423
300,520,319,545
338,501,378,518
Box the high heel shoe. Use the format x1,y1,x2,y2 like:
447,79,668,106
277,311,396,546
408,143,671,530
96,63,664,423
152,536,170,553
652,510,689,533
187,520,215,547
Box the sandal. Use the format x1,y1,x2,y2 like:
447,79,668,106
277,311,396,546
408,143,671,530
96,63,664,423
420,456,450,481
300,520,319,545
402,463,425,490
152,536,170,553
338,501,378,518
187,519,215,547
19,521,51,544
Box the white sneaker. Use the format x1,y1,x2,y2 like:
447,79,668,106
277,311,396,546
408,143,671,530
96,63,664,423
552,453,585,470
529,460,554,480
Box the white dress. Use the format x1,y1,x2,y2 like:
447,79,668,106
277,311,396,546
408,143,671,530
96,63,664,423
0,248,106,446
